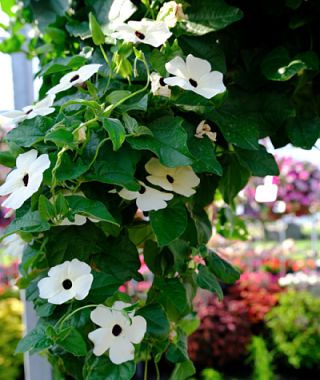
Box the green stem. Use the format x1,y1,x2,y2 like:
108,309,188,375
72,116,99,137
86,137,110,170
154,359,160,380
100,45,112,69
144,356,149,380
51,147,68,196
103,52,150,116
55,304,98,330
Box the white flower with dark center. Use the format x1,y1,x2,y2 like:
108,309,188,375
37,259,93,305
195,120,217,142
111,19,172,48
119,181,173,211
47,64,102,95
0,150,50,209
145,158,200,197
3,95,55,124
164,54,226,99
150,72,171,97
88,303,147,364
157,1,187,28
108,0,137,27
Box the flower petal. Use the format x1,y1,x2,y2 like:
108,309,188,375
73,274,94,300
68,258,92,277
16,150,38,171
78,64,102,82
90,305,114,328
48,289,74,305
47,82,72,96
165,56,188,78
28,153,51,174
2,186,34,209
88,328,113,356
109,339,134,364
186,54,211,79
38,277,62,299
127,316,147,344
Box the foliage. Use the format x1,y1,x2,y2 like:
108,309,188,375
266,290,320,369
0,0,319,378
248,336,275,380
0,297,24,380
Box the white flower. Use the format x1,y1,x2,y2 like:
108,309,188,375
37,258,93,305
157,1,187,28
195,120,217,142
119,181,173,211
2,234,25,258
108,0,137,27
164,54,226,99
150,72,171,97
88,303,147,364
145,158,200,197
111,19,172,48
0,150,50,209
47,64,102,96
3,95,55,124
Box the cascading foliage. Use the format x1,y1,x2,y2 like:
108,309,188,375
0,0,319,379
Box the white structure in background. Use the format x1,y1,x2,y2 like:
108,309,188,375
255,176,278,203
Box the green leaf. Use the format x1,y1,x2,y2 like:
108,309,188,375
169,360,196,380
287,116,320,149
128,116,193,167
85,143,140,191
167,330,189,363
45,128,75,148
261,47,307,81
39,56,87,77
57,327,87,356
185,0,243,35
16,322,52,353
66,195,118,225
0,150,17,167
196,265,223,300
236,146,279,176
106,90,131,104
38,195,55,221
188,134,222,175
219,154,250,204
88,271,122,303
150,202,188,246
7,117,52,147
149,278,190,321
84,354,136,380
207,109,260,150
136,303,170,340
5,210,50,236
102,118,126,151
89,12,105,45
205,248,240,284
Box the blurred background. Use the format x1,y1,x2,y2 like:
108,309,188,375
1,4,320,380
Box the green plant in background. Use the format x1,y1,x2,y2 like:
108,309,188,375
201,368,224,380
248,336,275,380
0,0,319,379
266,290,320,369
0,297,24,380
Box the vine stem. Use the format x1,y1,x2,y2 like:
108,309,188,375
51,146,68,196
55,304,98,329
154,359,160,380
144,355,149,380
103,51,150,116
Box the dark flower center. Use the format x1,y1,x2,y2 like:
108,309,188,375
135,31,145,40
23,174,29,187
70,74,80,83
159,77,166,86
189,78,198,87
62,279,73,290
112,324,122,336
25,108,33,115
166,175,174,184
139,186,146,194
